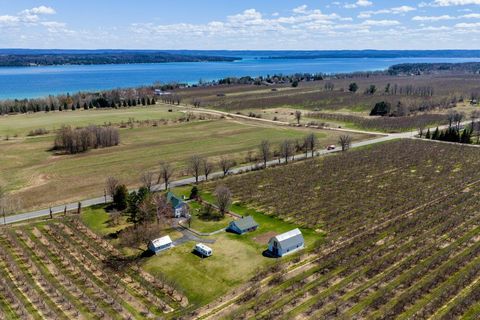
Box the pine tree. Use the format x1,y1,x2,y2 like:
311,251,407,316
432,127,439,140
425,128,431,139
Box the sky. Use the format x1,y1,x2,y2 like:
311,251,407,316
1,0,480,50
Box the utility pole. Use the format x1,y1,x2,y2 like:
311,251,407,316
104,189,107,203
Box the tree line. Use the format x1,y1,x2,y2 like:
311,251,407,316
0,88,157,115
53,125,120,154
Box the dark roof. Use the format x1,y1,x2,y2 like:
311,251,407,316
167,192,184,209
231,216,258,231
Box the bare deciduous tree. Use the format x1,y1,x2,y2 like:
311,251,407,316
203,158,214,181
219,156,236,176
214,185,232,217
304,133,317,157
188,155,202,183
105,176,119,200
151,193,173,226
339,135,352,151
280,140,294,163
158,161,174,190
259,140,271,168
295,110,302,125
140,171,155,191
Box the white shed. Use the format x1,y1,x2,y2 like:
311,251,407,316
148,235,173,254
268,228,304,257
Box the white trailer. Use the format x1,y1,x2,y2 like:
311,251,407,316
194,243,213,257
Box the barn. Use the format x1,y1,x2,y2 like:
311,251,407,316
148,235,173,254
227,216,259,234
167,192,189,218
268,228,304,257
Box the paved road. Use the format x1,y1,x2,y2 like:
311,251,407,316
2,118,471,225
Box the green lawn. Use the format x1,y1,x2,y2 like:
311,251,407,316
2,118,361,212
187,201,234,233
0,104,184,137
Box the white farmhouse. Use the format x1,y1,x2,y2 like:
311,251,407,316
268,228,304,257
148,235,173,254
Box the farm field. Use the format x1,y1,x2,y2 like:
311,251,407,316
201,139,480,319
1,118,372,213
0,104,184,137
0,216,187,319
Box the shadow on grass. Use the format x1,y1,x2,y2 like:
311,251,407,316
262,249,279,259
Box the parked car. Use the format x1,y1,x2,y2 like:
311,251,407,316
326,145,336,150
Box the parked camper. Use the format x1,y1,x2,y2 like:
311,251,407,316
194,243,213,257
148,235,173,254
326,145,336,150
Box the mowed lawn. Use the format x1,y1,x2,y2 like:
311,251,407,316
0,104,184,137
0,118,371,212
142,199,320,308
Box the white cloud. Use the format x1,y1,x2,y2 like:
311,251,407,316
344,0,373,9
21,6,56,16
433,0,480,6
462,13,480,17
456,21,480,27
359,6,416,18
361,19,400,26
412,15,456,21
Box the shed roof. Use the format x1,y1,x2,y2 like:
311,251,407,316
231,216,258,231
272,228,304,249
167,192,184,209
150,235,172,248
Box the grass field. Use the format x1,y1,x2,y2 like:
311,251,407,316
1,117,372,212
142,191,319,309
0,105,185,137
200,139,480,319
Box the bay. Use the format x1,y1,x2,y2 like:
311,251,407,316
0,56,479,99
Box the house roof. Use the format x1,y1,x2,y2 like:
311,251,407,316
150,235,172,248
272,228,304,249
167,192,184,209
231,216,258,231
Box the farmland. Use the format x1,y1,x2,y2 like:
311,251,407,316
201,139,480,319
0,217,187,319
1,115,371,212
173,72,480,133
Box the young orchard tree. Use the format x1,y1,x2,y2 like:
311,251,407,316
188,155,202,183
105,176,119,200
158,161,174,190
219,156,236,176
203,158,214,181
295,110,302,125
339,135,352,151
259,140,271,168
140,171,155,191
214,185,232,217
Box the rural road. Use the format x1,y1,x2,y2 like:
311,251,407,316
2,117,470,225
0,131,405,225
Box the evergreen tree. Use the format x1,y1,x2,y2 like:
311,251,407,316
83,102,88,110
425,128,431,139
432,127,440,140
113,184,129,210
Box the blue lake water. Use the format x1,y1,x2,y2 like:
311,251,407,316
0,57,479,99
